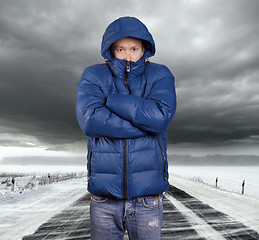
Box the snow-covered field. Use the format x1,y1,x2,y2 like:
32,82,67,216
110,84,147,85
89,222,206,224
168,165,259,234
169,165,259,199
0,164,86,174
169,174,259,234
0,164,87,240
0,164,87,195
0,171,85,196
0,175,87,240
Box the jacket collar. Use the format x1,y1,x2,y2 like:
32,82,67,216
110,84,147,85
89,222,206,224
107,56,146,79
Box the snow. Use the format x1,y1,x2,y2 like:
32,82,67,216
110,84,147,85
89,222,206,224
0,165,258,239
169,165,259,198
169,173,259,233
0,177,87,240
165,193,226,240
0,164,86,174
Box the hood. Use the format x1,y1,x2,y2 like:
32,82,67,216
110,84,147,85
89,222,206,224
101,16,156,60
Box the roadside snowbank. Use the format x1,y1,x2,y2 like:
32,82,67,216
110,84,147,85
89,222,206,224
170,174,259,233
0,177,87,240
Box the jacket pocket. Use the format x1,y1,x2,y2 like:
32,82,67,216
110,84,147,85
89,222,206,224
157,140,167,181
88,150,93,180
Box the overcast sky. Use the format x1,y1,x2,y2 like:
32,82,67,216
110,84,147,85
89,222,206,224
0,0,259,159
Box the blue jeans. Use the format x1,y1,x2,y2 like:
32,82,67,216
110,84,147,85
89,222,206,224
90,194,163,240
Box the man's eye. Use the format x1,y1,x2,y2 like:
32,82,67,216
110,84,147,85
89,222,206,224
132,48,138,52
118,49,123,52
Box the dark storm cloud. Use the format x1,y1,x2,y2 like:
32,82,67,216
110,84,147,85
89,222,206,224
0,0,259,152
0,0,104,150
162,0,259,146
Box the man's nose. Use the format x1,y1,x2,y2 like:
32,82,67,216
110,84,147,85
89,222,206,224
125,51,132,61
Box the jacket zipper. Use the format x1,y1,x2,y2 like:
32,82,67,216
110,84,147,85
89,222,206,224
88,151,92,180
157,139,167,180
123,61,130,87
123,61,130,199
123,139,127,199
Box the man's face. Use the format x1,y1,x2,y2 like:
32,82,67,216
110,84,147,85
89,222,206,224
112,37,145,62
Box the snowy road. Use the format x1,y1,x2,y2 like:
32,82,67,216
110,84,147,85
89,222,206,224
22,185,259,240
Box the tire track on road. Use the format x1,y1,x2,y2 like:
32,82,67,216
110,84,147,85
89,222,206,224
168,185,259,240
161,196,206,239
23,194,91,240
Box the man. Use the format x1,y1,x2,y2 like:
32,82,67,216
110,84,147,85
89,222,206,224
76,16,176,240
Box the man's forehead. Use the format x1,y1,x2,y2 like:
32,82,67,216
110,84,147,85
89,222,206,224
113,37,143,46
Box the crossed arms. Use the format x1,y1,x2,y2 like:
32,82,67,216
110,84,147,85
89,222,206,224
76,65,176,138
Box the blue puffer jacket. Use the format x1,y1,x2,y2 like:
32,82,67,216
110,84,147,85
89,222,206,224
76,16,176,199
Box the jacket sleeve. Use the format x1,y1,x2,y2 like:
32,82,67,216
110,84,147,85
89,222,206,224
76,67,147,138
106,65,177,134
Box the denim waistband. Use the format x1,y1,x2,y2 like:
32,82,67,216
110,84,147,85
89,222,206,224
91,193,163,201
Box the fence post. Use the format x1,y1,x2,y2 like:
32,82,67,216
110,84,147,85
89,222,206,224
48,173,51,184
215,177,218,188
11,177,15,191
242,180,245,194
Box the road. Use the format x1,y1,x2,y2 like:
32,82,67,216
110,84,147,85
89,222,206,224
23,185,259,240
